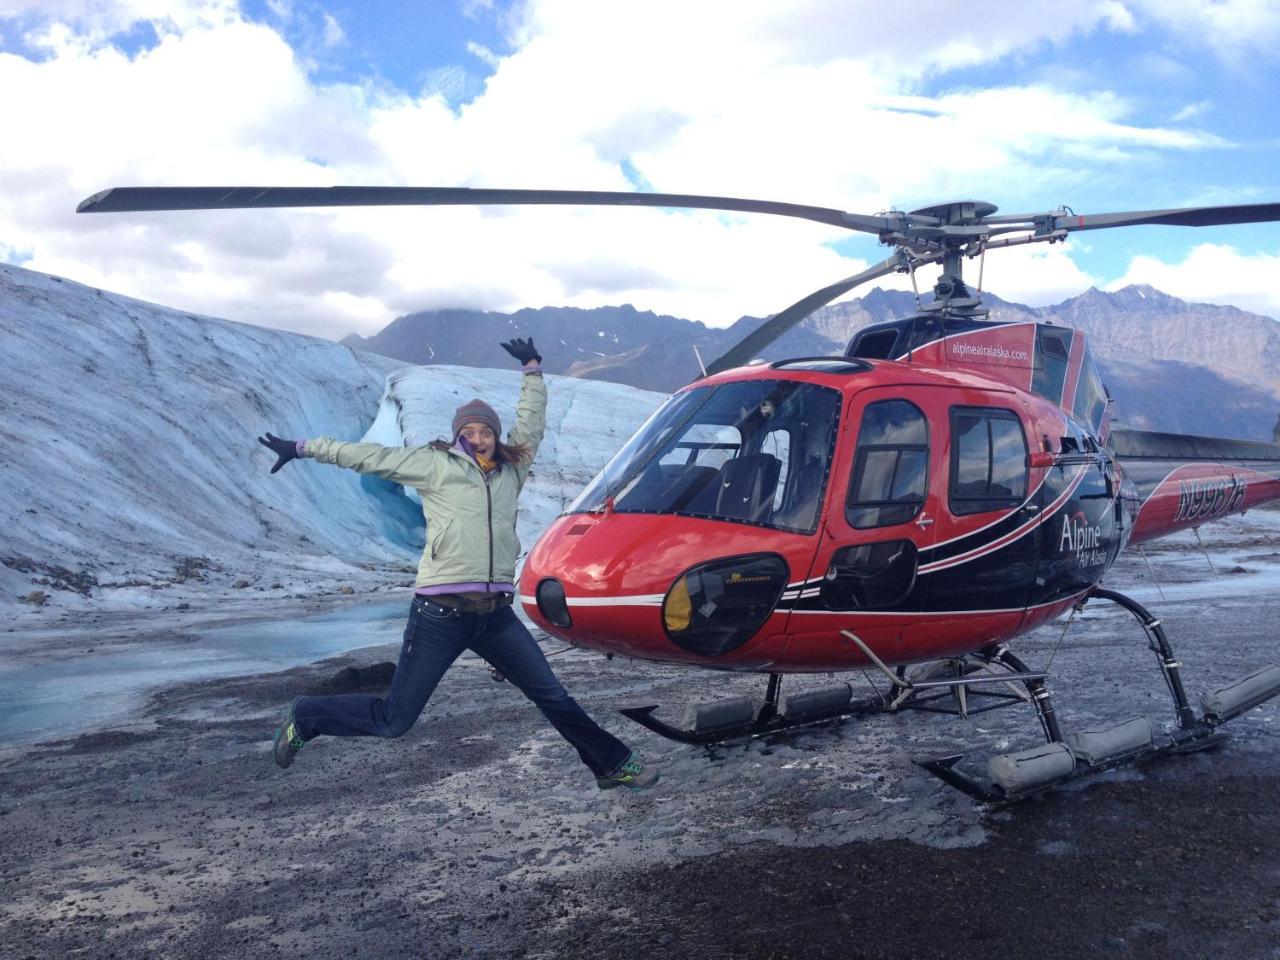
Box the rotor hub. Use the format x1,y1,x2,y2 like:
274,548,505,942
909,200,999,225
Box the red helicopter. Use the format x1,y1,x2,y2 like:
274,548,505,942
78,186,1280,801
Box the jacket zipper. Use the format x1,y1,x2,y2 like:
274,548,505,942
484,471,494,585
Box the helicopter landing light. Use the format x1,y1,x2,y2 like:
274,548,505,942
535,578,571,628
663,554,789,657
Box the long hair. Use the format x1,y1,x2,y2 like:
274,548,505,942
494,438,532,465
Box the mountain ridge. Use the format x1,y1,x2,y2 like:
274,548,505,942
343,285,1280,439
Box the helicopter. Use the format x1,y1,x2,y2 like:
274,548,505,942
77,185,1280,802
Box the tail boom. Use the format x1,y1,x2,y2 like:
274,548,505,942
1113,430,1280,547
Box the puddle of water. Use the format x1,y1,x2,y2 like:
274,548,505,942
0,600,407,746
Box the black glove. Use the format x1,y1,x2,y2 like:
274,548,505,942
500,337,541,365
257,432,299,474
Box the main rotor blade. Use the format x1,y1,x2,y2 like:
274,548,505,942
1050,202,1280,233
703,251,908,376
76,185,904,234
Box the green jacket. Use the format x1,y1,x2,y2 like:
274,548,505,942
305,372,547,589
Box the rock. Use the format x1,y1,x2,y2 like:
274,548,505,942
234,579,251,589
339,585,355,595
22,590,47,605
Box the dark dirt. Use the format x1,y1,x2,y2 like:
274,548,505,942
525,761,1280,960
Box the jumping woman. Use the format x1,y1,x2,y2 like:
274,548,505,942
257,338,658,790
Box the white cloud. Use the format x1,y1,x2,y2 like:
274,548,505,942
972,242,1101,307
1107,243,1280,320
320,11,342,48
0,0,238,40
1172,100,1212,122
508,0,1133,78
465,40,498,69
0,0,1273,344
1129,0,1280,63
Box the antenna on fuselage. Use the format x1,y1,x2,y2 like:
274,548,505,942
692,344,708,378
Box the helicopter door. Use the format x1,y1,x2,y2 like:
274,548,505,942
784,388,941,668
907,401,1040,651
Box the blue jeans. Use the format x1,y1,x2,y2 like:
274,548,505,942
292,597,632,778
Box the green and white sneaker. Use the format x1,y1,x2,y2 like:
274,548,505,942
272,698,309,769
597,752,660,790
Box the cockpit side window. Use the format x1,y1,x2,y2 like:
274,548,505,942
1071,345,1110,435
568,380,841,534
1032,325,1072,405
846,399,929,529
949,406,1028,515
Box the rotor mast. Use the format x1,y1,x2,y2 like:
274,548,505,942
889,200,1001,318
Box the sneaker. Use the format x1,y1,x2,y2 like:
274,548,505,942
272,698,308,769
596,752,660,791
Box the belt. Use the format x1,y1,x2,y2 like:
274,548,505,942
425,592,513,614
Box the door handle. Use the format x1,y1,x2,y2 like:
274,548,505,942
916,513,933,529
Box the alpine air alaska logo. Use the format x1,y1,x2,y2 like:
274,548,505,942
1059,510,1107,567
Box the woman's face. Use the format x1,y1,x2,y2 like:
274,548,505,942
459,421,497,458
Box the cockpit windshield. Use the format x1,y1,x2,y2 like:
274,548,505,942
568,379,841,533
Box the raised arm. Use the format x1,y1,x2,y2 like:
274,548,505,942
500,339,548,480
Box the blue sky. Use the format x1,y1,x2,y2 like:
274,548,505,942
2,0,1279,339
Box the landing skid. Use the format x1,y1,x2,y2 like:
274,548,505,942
918,587,1280,804
619,645,1051,746
920,729,1231,805
618,587,1280,805
619,696,888,745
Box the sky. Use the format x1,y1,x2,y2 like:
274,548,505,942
2,0,1280,342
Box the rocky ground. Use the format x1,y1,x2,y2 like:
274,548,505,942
1,509,1278,960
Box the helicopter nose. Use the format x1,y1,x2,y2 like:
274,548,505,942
520,513,807,666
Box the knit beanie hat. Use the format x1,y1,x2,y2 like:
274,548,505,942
452,398,501,439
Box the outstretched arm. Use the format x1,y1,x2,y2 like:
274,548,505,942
258,432,438,488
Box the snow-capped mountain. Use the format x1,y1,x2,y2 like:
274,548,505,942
0,264,665,619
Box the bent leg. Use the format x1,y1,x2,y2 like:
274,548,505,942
294,598,467,739
474,607,631,776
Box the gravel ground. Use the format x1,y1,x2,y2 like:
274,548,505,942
1,511,1278,960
